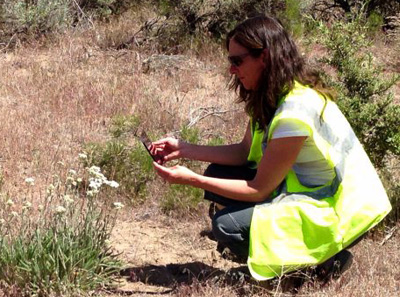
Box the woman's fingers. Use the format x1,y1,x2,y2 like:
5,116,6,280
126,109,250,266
150,137,183,163
153,162,193,185
152,137,177,147
153,162,173,181
162,150,180,162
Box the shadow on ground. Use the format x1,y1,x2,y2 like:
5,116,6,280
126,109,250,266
111,261,312,295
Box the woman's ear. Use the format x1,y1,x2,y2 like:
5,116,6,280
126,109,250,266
261,48,269,68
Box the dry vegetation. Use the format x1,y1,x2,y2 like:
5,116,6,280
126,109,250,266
0,4,399,297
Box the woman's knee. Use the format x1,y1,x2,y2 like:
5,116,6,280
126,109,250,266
212,206,253,242
212,210,251,258
212,213,230,242
212,211,240,243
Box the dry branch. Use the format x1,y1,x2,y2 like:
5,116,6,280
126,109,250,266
187,106,239,128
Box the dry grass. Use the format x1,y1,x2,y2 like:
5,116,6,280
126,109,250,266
0,14,244,198
0,7,399,297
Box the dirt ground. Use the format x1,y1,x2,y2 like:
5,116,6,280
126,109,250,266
101,204,400,297
105,206,245,296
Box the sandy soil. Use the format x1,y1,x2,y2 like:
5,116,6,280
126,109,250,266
104,207,246,296
101,205,400,297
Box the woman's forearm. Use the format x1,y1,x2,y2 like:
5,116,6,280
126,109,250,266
182,142,249,166
182,123,252,165
192,174,270,202
186,136,308,202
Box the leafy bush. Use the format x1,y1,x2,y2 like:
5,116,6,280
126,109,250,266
136,0,285,53
207,135,225,146
157,124,206,214
0,163,123,296
279,0,303,37
0,0,133,44
366,10,384,35
180,125,200,144
309,0,400,24
84,115,155,202
2,0,74,34
161,184,204,215
315,16,400,222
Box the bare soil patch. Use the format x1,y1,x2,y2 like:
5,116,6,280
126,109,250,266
102,205,400,297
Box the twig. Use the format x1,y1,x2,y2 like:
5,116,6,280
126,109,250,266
0,34,16,52
379,226,397,246
122,17,161,48
72,0,94,28
187,106,239,128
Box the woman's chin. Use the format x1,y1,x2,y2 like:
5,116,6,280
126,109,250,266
242,85,254,91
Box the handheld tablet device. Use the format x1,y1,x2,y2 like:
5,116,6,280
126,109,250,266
139,131,161,162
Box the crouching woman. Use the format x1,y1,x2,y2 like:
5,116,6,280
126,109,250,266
151,15,391,280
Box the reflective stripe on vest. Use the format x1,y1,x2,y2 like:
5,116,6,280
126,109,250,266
247,82,392,280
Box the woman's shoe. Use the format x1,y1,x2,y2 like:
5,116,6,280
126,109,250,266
208,202,225,219
316,249,353,280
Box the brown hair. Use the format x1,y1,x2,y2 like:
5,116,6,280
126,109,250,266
226,14,334,130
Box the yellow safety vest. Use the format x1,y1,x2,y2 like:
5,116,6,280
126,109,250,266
247,82,392,280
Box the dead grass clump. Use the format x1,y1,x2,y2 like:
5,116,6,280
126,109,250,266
0,37,142,194
0,6,244,213
387,13,400,73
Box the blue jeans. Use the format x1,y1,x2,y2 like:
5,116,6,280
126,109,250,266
204,163,257,258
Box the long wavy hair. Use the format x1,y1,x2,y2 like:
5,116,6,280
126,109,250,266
226,15,334,130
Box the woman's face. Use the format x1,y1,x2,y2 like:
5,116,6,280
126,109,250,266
228,39,266,91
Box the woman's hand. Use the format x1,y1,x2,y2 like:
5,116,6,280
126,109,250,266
153,162,198,185
150,137,187,164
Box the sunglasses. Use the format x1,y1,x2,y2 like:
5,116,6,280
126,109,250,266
228,52,251,67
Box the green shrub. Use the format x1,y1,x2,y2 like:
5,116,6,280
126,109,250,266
180,125,200,144
317,17,400,167
161,184,203,215
315,16,400,223
207,135,225,146
84,114,154,202
140,0,285,53
366,10,384,36
280,0,303,37
0,0,133,42
2,0,73,35
0,164,122,296
110,114,141,139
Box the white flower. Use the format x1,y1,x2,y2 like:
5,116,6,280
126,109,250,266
0,218,5,225
112,202,124,210
38,205,44,211
55,206,66,214
64,195,74,204
11,211,18,217
78,153,88,160
68,169,77,176
25,177,35,186
86,190,95,197
88,166,101,175
104,239,111,245
105,180,119,188
66,176,75,184
46,184,55,195
76,178,83,183
6,199,14,206
89,178,103,190
23,201,32,210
